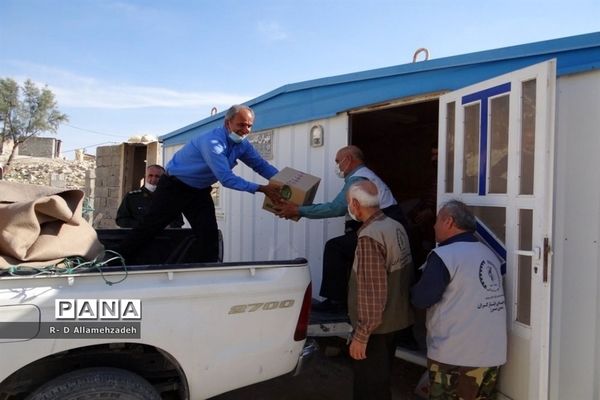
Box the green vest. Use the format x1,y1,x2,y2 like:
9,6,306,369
348,213,415,334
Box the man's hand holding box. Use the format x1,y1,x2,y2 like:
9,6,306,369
263,167,320,221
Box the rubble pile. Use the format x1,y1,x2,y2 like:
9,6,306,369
0,156,95,190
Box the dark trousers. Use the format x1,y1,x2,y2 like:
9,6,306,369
352,331,397,400
118,175,219,263
319,205,407,302
319,231,357,301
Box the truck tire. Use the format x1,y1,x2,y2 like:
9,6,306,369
26,367,161,400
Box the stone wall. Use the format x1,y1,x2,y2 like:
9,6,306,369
1,155,95,189
94,144,124,229
18,137,61,158
93,141,163,229
1,141,162,229
0,139,15,156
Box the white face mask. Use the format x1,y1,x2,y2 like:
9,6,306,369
229,131,245,144
144,182,157,192
335,163,344,178
347,204,359,222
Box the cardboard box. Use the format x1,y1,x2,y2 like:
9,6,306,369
263,167,321,221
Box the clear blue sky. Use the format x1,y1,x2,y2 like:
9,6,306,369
1,0,598,158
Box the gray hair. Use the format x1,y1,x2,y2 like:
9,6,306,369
340,145,365,162
440,200,476,232
348,180,379,208
225,104,254,122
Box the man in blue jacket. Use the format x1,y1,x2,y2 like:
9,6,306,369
119,105,282,263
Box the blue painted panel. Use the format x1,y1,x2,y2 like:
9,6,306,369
476,221,507,263
461,83,512,195
461,82,512,105
162,32,600,147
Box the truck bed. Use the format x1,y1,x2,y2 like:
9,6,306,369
97,227,224,266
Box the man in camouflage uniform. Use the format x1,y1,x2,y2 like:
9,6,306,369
427,361,500,399
116,165,183,228
411,200,506,399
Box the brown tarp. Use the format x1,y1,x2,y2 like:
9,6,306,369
0,181,104,268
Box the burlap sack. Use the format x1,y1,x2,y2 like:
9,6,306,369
0,181,104,268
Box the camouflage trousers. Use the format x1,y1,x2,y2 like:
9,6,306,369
427,359,500,400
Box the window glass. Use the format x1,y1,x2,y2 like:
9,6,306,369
520,80,536,195
517,209,533,325
470,205,506,243
463,104,480,193
489,95,509,193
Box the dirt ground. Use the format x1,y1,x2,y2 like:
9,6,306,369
210,337,427,400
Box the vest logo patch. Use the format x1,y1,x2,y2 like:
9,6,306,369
479,259,501,292
395,228,407,250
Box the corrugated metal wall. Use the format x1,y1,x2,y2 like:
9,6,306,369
163,114,349,295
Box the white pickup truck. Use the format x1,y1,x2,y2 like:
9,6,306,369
0,228,314,400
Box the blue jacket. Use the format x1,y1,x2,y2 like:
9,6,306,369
166,126,278,192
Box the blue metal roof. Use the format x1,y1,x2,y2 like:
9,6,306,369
161,32,600,146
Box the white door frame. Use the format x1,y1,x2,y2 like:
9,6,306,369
437,60,556,400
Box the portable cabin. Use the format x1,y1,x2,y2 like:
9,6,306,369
160,32,600,399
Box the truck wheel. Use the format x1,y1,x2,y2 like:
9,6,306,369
26,367,161,400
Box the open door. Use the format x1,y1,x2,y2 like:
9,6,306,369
438,60,555,400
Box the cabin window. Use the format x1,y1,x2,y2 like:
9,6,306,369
445,102,455,193
463,103,480,193
517,208,533,325
520,79,536,195
469,205,506,244
489,94,509,193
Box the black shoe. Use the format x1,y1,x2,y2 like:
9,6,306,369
312,299,347,313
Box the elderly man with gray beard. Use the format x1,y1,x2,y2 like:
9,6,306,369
346,180,414,400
